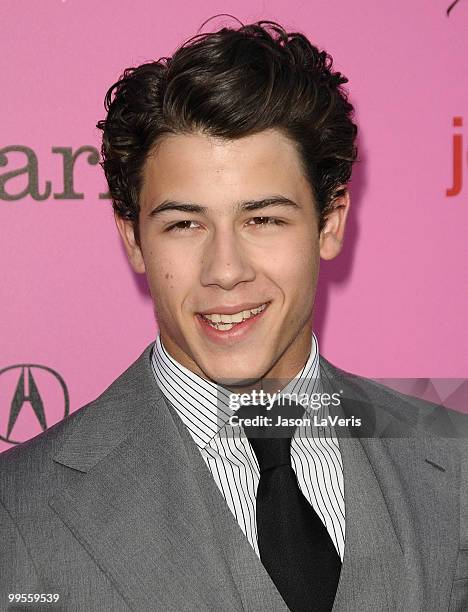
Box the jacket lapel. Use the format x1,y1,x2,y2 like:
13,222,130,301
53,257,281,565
330,435,403,611
167,398,290,612
49,344,288,612
320,357,460,612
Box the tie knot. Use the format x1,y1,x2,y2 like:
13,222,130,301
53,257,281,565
236,399,306,473
249,437,293,473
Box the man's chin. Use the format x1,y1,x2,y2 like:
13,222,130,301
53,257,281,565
200,365,266,391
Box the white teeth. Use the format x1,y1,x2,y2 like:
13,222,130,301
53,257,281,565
214,322,236,331
201,303,268,330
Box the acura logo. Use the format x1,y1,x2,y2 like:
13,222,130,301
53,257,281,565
0,364,69,445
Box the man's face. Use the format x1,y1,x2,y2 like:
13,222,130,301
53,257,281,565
117,128,348,388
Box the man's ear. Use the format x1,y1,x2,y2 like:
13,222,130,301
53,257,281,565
319,187,350,261
114,213,146,274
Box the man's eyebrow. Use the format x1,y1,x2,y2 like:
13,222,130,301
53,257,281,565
148,196,300,218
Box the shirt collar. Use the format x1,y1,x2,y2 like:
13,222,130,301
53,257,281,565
151,332,322,449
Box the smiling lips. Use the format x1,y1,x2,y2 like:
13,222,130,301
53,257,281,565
201,303,268,330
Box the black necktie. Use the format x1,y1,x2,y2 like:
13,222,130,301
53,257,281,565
240,399,341,612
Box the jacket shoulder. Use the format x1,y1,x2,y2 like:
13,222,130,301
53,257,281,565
320,355,468,438
0,343,156,498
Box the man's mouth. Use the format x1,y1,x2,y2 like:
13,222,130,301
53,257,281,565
196,302,270,334
201,303,268,330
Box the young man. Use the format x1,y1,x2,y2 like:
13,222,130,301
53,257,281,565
1,20,467,612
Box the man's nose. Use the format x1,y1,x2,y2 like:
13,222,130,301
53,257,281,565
199,229,255,290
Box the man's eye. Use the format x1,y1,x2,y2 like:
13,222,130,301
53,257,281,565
166,217,285,232
248,217,285,227
166,220,200,232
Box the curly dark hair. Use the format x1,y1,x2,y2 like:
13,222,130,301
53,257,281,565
97,19,358,244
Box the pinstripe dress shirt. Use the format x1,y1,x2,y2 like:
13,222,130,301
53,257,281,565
151,332,346,560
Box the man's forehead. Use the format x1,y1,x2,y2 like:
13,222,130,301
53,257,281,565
141,128,308,207
146,128,302,168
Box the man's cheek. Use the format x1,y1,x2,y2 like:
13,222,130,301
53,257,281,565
285,262,316,290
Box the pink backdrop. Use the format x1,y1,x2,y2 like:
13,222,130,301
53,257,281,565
1,0,467,451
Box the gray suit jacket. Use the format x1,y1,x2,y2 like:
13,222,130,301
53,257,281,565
1,344,467,612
